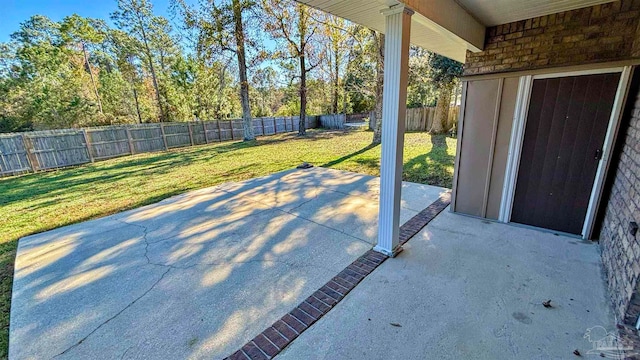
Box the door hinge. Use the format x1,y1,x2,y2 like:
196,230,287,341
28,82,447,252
595,149,603,161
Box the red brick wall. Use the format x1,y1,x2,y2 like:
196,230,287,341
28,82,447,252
600,71,640,325
464,1,640,76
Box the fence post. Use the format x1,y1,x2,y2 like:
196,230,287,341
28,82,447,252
159,123,169,150
216,120,222,141
203,122,210,144
0,151,7,176
230,120,235,140
22,135,39,171
125,126,135,155
187,122,195,146
261,118,265,136
18,134,35,173
273,117,277,134
81,129,95,163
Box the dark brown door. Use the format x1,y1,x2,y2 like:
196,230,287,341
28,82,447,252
511,73,620,235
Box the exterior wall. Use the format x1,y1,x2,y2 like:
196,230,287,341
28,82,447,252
599,72,640,325
464,0,640,76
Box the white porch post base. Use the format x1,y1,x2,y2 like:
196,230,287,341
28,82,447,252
374,5,413,257
373,244,404,258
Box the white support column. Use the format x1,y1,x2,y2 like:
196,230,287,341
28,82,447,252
374,5,413,257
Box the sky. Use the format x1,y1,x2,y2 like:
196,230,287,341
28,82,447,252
0,0,183,43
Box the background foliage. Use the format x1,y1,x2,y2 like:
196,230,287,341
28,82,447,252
0,0,462,132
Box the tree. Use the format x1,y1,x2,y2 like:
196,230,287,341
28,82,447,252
407,46,436,108
109,29,148,123
263,0,323,136
2,15,96,129
371,30,384,145
112,0,167,122
175,0,259,140
319,15,348,114
60,15,108,116
428,53,462,134
341,25,376,114
232,0,255,140
250,66,279,116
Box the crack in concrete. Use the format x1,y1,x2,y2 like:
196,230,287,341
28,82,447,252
116,218,338,273
119,220,154,265
118,205,274,247
51,268,171,359
120,345,133,360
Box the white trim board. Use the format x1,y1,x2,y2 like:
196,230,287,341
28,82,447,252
499,75,532,223
582,66,633,238
450,81,468,212
498,66,633,239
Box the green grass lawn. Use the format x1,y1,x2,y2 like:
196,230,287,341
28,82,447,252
0,129,456,358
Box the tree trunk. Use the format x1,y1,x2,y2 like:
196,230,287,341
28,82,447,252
140,27,165,122
158,51,172,122
132,84,143,124
372,32,384,144
299,54,307,136
430,81,454,134
332,40,339,114
298,5,307,136
232,0,255,141
216,64,228,119
82,42,103,115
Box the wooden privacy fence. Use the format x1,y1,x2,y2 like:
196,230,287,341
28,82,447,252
319,114,346,129
0,134,32,176
318,113,369,129
369,105,460,132
346,113,368,123
0,116,318,177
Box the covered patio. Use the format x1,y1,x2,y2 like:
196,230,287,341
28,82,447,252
279,209,612,359
10,168,616,359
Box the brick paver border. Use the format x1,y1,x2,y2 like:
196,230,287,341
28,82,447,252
225,191,452,360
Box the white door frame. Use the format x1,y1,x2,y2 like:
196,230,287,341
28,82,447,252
498,66,633,239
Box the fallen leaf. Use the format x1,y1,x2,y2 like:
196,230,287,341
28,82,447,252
573,349,581,356
390,323,402,327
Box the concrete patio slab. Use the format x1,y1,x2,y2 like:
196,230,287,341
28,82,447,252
277,210,615,360
9,167,448,360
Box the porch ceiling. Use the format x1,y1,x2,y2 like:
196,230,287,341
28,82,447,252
296,0,617,62
457,0,617,26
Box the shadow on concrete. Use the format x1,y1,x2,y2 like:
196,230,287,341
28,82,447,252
9,167,446,359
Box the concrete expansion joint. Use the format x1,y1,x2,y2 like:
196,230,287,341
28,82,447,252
281,188,320,213
217,187,374,246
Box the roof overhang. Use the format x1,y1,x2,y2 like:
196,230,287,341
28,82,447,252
295,0,485,62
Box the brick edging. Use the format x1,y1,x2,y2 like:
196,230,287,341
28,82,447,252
225,191,452,360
